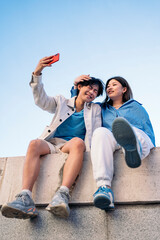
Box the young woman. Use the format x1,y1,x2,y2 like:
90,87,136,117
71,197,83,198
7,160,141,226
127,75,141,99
72,75,155,211
1,57,104,219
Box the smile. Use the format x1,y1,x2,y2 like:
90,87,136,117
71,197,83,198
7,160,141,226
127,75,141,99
108,91,114,94
86,94,92,99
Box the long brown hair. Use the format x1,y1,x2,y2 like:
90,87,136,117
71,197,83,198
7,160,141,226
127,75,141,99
102,76,133,107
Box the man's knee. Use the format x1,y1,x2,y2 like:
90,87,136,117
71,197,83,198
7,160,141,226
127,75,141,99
27,139,43,155
71,137,85,151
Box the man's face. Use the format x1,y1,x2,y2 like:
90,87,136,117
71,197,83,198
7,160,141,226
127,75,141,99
78,84,99,103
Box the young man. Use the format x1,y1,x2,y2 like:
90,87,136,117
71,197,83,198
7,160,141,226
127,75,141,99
1,56,104,219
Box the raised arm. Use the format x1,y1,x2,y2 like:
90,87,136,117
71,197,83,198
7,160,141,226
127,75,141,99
30,56,59,113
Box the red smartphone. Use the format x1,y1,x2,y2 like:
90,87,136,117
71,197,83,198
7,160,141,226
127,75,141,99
48,53,60,65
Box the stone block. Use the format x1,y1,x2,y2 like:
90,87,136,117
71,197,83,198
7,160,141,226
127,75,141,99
1,205,160,240
0,148,160,206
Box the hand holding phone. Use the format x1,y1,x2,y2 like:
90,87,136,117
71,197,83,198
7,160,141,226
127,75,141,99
48,53,60,65
34,54,60,76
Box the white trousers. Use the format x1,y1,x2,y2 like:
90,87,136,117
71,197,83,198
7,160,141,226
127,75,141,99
91,127,154,188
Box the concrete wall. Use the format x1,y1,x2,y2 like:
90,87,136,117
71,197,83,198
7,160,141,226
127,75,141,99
1,205,160,240
0,148,160,240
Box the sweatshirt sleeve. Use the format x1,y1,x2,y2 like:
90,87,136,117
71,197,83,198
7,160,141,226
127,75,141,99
70,86,78,97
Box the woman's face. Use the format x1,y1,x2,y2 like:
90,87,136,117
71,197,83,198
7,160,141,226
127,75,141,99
106,79,127,101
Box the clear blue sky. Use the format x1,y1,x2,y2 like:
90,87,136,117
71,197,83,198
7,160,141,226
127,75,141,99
0,0,160,157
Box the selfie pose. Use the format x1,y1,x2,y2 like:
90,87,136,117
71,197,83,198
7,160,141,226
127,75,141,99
72,75,155,210
1,56,104,219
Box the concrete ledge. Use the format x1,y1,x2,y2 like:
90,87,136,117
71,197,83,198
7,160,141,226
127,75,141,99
1,205,160,240
0,148,160,206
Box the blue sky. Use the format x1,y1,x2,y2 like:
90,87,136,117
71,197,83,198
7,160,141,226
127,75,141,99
0,0,160,157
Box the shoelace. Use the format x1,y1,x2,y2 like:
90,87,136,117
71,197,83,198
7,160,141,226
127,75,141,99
95,186,109,194
58,190,70,201
15,193,29,205
94,186,114,203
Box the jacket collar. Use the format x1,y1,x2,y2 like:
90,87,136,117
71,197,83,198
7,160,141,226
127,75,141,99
106,98,142,109
67,97,91,110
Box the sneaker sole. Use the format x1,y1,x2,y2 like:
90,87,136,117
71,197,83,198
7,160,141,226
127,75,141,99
104,205,115,211
46,203,70,218
112,118,141,168
94,195,112,210
1,204,38,219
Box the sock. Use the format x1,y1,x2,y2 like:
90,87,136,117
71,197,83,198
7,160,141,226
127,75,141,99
59,186,69,194
22,189,32,198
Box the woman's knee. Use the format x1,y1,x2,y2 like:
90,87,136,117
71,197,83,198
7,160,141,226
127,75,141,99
92,127,117,149
93,127,113,139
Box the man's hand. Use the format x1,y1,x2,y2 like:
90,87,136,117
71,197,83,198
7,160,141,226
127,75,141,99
74,75,91,89
33,56,54,76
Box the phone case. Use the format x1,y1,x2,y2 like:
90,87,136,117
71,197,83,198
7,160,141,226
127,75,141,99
49,53,60,65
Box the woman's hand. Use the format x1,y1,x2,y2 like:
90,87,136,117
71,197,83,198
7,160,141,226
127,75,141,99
33,56,54,76
74,75,91,89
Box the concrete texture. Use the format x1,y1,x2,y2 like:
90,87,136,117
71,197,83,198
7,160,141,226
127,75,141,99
1,148,160,240
0,148,160,205
1,204,160,240
106,204,160,240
